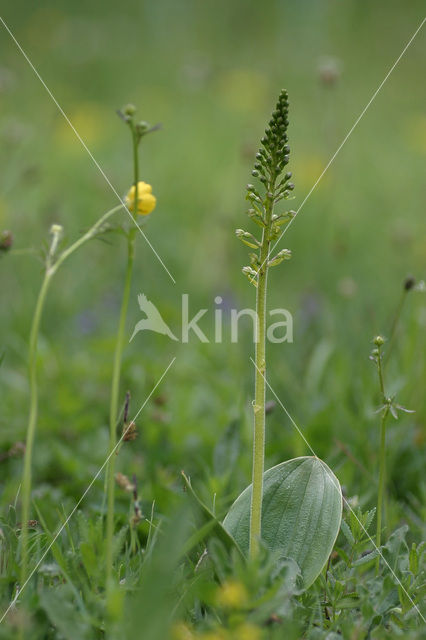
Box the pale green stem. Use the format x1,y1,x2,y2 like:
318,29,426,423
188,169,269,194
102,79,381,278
54,205,123,273
376,405,389,573
375,345,388,574
20,270,52,588
384,289,407,367
105,227,136,585
250,194,274,558
19,204,123,588
105,127,139,586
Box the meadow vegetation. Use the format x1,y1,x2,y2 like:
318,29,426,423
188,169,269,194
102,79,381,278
0,2,425,638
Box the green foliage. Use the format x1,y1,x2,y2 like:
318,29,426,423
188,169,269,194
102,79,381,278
223,457,342,588
0,1,425,638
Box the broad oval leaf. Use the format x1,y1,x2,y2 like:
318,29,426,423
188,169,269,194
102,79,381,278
223,456,342,588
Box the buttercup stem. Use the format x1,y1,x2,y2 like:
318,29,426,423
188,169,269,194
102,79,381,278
20,270,52,588
20,204,123,588
106,227,136,586
106,124,139,587
53,205,123,273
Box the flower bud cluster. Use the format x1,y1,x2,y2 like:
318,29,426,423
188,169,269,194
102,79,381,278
236,90,295,286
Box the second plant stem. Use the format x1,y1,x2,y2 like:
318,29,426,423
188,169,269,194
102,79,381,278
375,344,389,573
376,405,389,571
20,270,52,588
105,227,136,585
106,128,139,586
20,204,123,589
250,194,274,558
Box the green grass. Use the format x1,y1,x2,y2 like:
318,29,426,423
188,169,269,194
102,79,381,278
0,0,425,637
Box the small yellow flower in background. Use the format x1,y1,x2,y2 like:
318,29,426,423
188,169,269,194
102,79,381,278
233,623,262,640
125,181,157,215
171,622,195,640
198,631,227,640
215,580,248,609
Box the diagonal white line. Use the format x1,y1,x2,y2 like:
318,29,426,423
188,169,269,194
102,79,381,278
264,16,426,267
0,357,176,624
250,357,425,622
0,16,176,284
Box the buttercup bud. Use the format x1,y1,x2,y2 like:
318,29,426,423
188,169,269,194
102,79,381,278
123,104,136,117
48,224,63,259
50,224,63,236
136,120,149,135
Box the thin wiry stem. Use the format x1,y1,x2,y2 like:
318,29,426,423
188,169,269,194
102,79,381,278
20,204,123,588
105,123,139,587
374,341,390,574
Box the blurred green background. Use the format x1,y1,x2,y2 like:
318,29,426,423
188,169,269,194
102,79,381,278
0,0,425,525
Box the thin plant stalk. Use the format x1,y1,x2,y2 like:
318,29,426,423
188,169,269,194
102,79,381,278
105,226,136,585
385,276,415,366
373,338,390,573
105,126,139,586
20,271,52,586
20,204,123,587
376,404,389,571
371,333,413,573
245,90,294,556
250,196,274,557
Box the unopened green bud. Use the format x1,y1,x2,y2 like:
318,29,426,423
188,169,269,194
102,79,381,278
374,335,385,347
0,230,13,252
50,224,63,235
236,229,260,248
268,248,292,267
136,120,149,135
49,224,63,259
124,103,136,116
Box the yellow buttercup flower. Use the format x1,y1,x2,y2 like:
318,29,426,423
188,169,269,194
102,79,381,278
125,181,157,215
